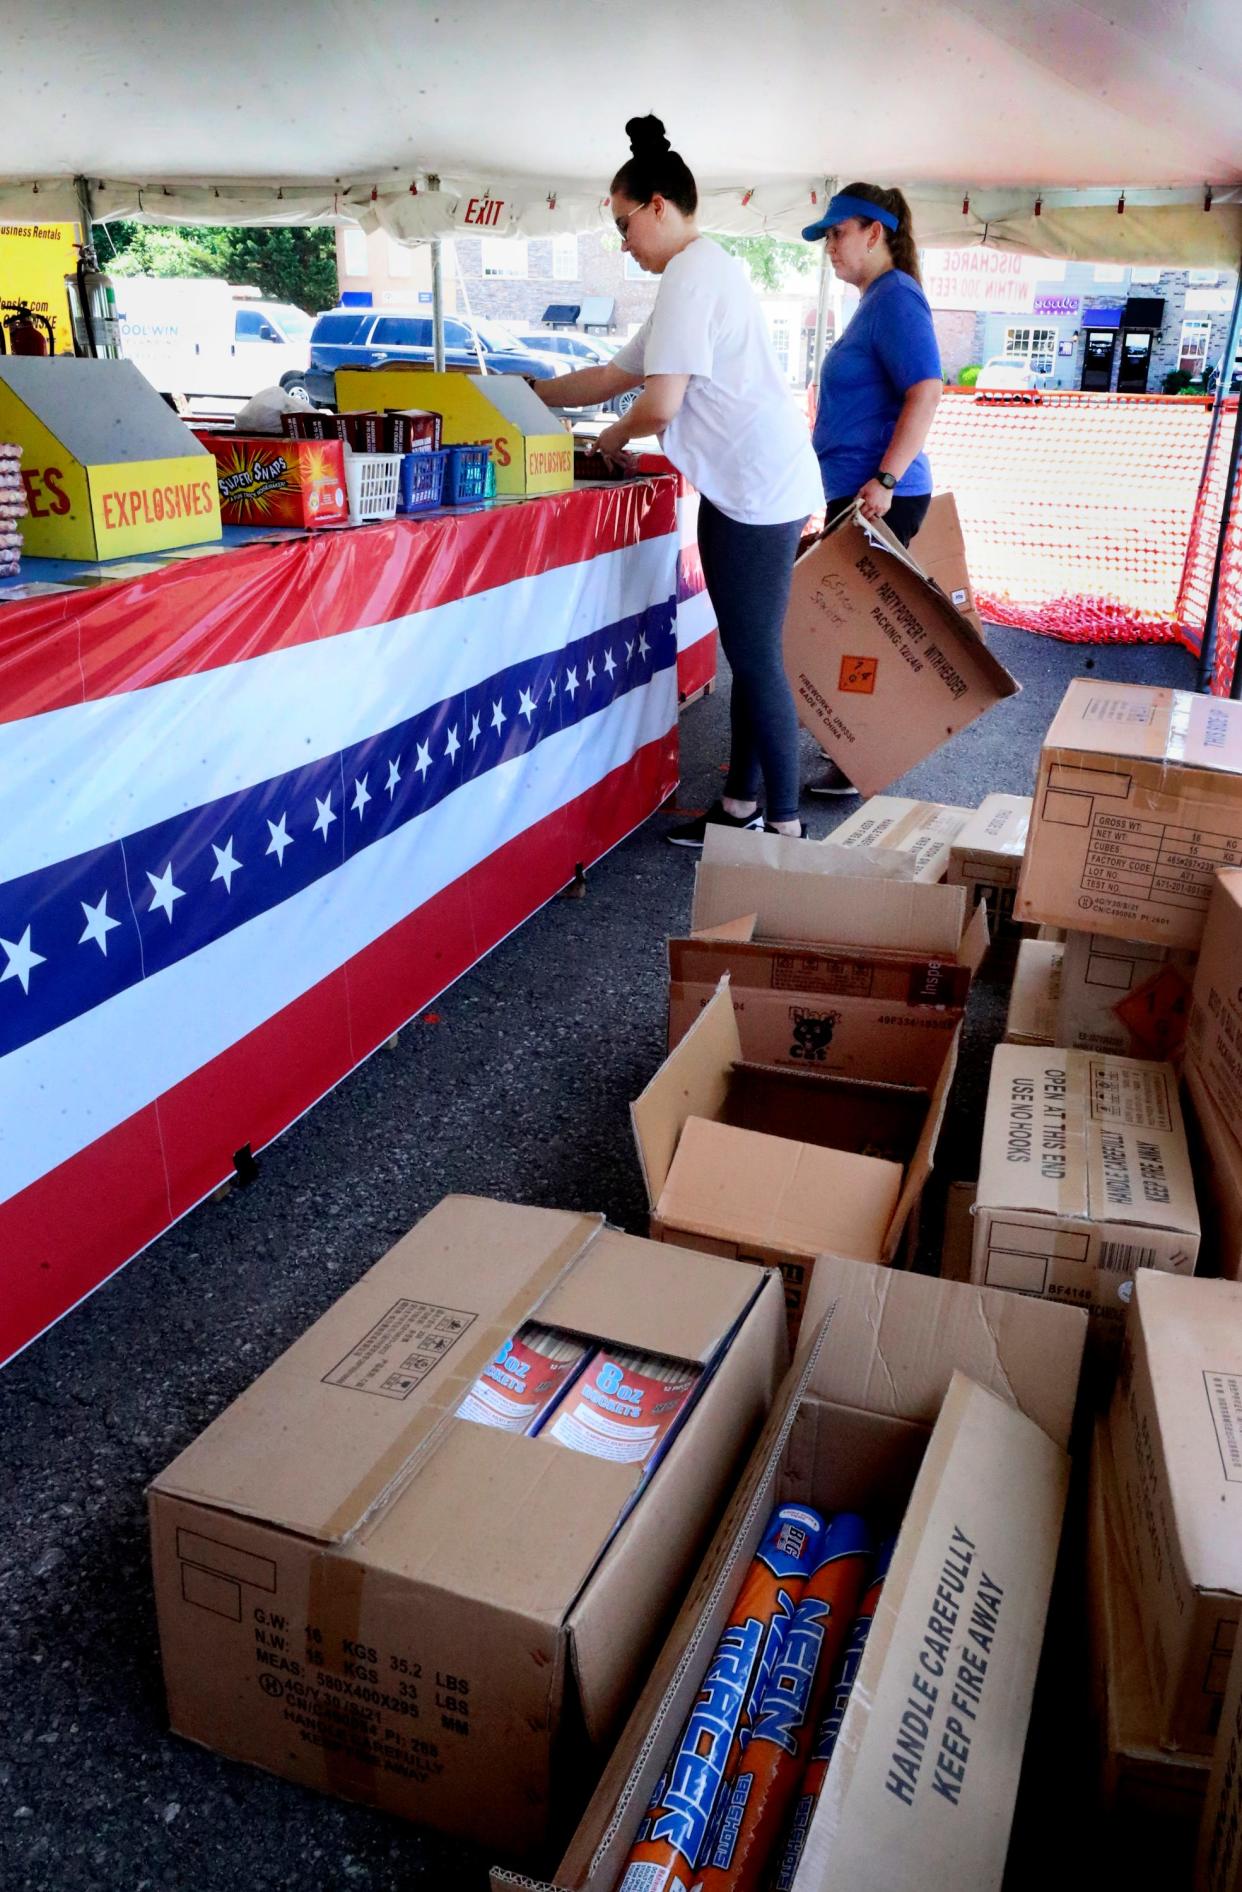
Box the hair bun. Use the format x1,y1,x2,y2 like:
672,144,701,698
625,114,672,160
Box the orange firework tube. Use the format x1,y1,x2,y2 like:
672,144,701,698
615,1503,825,1892
697,1512,872,1892
455,1323,590,1433
768,1536,893,1892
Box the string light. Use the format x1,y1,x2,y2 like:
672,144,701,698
962,193,970,216
1205,185,1214,213
1117,192,1126,215
1034,194,1042,217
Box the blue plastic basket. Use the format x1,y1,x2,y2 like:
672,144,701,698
445,444,493,505
397,447,448,514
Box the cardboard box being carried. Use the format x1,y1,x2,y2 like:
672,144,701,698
971,1044,1200,1328
0,356,221,560
1200,1617,1242,1891
946,792,1032,929
914,490,986,636
1004,938,1062,1046
493,1259,1086,1892
1087,1424,1211,1836
1184,1065,1242,1283
1109,1272,1242,1755
668,827,984,1083
149,1196,787,1864
1058,928,1195,1062
336,366,573,495
1017,680,1242,949
1187,868,1242,1156
827,795,973,883
782,501,1019,797
636,981,957,1341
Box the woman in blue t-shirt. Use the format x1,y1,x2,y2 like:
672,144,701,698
802,183,943,793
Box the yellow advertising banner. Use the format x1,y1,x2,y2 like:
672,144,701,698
0,222,80,353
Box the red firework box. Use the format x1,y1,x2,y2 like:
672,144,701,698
203,433,350,528
541,1344,702,1468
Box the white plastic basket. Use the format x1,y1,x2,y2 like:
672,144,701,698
344,449,403,522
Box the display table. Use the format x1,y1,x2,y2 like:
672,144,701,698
0,479,681,1364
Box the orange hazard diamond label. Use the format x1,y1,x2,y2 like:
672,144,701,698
839,655,878,695
1113,965,1192,1060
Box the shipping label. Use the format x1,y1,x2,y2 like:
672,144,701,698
323,1300,476,1399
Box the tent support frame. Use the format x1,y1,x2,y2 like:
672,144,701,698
1194,251,1242,691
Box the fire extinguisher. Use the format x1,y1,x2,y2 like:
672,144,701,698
64,241,120,358
1,303,56,355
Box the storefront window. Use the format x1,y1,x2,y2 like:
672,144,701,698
1004,325,1058,376
1179,317,1213,375
551,235,579,281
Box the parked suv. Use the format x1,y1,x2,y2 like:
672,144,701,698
284,310,582,409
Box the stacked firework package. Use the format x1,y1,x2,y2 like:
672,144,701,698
148,1197,788,1865
0,441,25,577
493,1257,1087,1892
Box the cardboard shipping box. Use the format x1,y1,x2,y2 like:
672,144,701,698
336,367,573,495
1187,868,1242,1152
149,1196,787,1863
1004,938,1062,1046
1087,1423,1211,1830
636,982,957,1340
1200,1613,1242,1891
1016,680,1242,949
827,794,973,883
1058,928,1195,1062
972,1044,1200,1327
914,490,986,637
1109,1271,1242,1754
493,1259,1086,1892
783,502,1019,797
1184,1065,1242,1283
668,827,985,1083
946,792,1033,929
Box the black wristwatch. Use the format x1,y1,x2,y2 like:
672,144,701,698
875,470,897,490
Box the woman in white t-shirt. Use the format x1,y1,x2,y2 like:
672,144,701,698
533,116,823,844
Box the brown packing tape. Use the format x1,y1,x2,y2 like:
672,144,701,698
323,1216,607,1544
306,1549,378,1803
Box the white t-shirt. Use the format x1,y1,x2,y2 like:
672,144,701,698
613,237,823,527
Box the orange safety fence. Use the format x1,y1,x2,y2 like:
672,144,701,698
923,392,1242,682
1174,399,1242,695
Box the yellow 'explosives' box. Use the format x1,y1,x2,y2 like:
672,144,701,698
0,357,220,560
336,367,572,496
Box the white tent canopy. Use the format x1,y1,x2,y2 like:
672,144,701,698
2,0,1241,263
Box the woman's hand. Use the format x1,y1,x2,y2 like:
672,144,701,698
591,419,632,465
857,477,894,523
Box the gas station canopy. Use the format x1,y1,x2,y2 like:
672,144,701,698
1,0,1241,262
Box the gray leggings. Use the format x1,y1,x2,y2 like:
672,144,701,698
697,498,807,825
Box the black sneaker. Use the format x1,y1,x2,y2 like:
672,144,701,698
763,820,808,837
808,761,858,797
666,799,764,849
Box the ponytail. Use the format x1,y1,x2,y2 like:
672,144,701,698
840,180,920,282
611,115,698,216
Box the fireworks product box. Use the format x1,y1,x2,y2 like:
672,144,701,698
1086,1424,1210,1839
1017,680,1242,949
1057,927,1195,1062
971,1044,1199,1330
203,434,349,528
667,827,983,1082
635,980,958,1342
1186,868,1242,1156
946,792,1033,930
826,796,973,883
492,1257,1085,1892
1003,938,1062,1046
782,500,1018,798
148,1196,786,1864
1109,1272,1242,1755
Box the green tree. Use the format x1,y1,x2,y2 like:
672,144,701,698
96,221,339,313
716,236,817,293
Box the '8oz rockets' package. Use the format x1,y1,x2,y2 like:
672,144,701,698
455,1323,589,1433
542,1344,702,1468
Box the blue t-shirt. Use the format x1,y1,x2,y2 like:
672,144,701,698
813,269,941,500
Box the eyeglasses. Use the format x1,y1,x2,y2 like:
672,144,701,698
614,202,650,240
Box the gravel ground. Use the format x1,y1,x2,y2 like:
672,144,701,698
0,624,1198,1892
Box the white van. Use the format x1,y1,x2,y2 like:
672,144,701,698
113,277,312,410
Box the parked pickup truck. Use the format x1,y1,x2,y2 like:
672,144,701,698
282,309,583,408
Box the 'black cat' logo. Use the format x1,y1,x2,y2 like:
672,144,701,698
789,1011,838,1062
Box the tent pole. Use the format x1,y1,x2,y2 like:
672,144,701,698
810,233,832,384
431,238,446,373
1201,386,1242,696
1193,252,1242,690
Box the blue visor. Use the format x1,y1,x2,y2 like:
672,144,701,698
802,192,900,241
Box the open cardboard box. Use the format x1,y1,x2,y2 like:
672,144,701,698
783,499,1018,797
828,794,973,883
149,1197,787,1864
635,981,958,1341
492,1257,1086,1892
668,827,985,1083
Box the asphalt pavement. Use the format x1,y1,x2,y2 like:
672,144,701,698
0,623,1199,1892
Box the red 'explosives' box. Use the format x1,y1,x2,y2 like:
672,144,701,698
455,1323,589,1433
386,408,442,453
204,435,349,528
541,1345,701,1467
